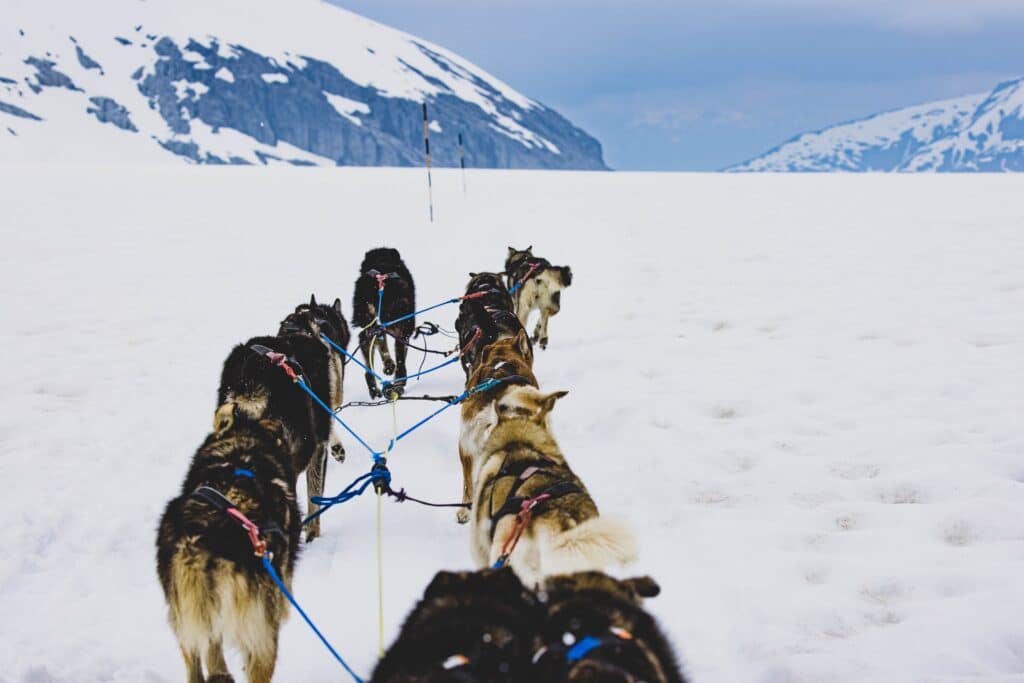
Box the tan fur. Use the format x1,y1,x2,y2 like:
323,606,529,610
470,416,637,587
456,337,538,523
166,543,289,683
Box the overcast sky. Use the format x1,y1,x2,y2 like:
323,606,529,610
331,1,1024,170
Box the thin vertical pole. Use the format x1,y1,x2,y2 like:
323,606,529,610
458,132,467,197
422,102,434,223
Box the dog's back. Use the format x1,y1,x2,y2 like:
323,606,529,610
535,572,687,683
473,418,636,586
157,415,301,683
352,247,416,328
455,272,528,375
371,568,538,683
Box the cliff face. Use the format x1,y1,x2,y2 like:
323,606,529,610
1,0,608,169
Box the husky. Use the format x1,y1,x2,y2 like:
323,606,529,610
156,410,301,683
456,335,537,524
217,295,348,542
352,247,416,398
534,572,687,683
470,388,637,587
505,247,573,350
371,568,539,683
453,272,527,378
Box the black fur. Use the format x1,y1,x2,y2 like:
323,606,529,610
352,247,416,398
157,415,301,591
535,572,687,683
454,272,530,378
217,296,348,476
371,568,540,683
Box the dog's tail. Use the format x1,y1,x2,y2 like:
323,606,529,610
540,516,638,577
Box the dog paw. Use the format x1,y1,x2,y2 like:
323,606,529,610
539,337,548,349
331,442,346,463
457,509,470,524
305,524,320,543
207,675,235,683
383,359,396,375
368,385,382,399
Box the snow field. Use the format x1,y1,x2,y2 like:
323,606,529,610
0,169,1022,682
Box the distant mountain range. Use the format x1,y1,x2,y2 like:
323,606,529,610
0,0,607,169
729,77,1024,172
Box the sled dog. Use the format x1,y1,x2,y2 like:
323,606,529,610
534,572,688,683
505,247,573,350
216,295,348,541
454,271,528,377
456,335,537,524
157,411,301,683
351,247,417,398
470,388,637,587
371,568,539,683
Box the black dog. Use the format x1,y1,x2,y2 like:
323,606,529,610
454,272,530,379
534,572,687,683
217,295,349,542
156,412,301,683
352,247,416,398
371,568,539,683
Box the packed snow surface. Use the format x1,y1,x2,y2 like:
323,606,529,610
1,169,1022,682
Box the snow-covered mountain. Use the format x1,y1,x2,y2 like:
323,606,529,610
729,77,1024,172
0,0,607,169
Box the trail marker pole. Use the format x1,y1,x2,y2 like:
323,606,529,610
422,103,434,223
458,132,467,197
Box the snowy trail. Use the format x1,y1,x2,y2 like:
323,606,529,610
1,168,1022,682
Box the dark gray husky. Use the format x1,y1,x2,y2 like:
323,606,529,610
217,295,349,541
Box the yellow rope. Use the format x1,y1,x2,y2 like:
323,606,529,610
376,487,384,658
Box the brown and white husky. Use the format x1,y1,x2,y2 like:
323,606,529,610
469,386,637,587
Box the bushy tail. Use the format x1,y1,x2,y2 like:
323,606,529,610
541,516,638,577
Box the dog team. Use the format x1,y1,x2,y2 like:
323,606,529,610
156,246,687,682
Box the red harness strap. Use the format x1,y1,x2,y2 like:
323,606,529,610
226,507,269,557
494,489,553,568
458,327,483,357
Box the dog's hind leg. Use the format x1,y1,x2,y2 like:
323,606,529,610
242,633,278,683
377,335,396,377
305,446,327,542
390,335,409,397
204,640,232,682
535,308,555,350
359,331,381,398
179,645,204,683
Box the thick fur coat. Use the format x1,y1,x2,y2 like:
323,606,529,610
156,414,301,683
454,272,528,377
352,247,417,398
371,568,539,683
217,296,348,541
505,247,572,351
534,572,687,683
470,397,637,587
456,337,538,524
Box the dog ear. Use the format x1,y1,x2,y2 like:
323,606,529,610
507,247,516,255
517,331,532,359
540,390,569,416
469,271,478,278
526,245,533,252
333,298,343,315
424,570,472,599
560,266,573,287
213,403,236,434
309,293,318,307
623,575,661,599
